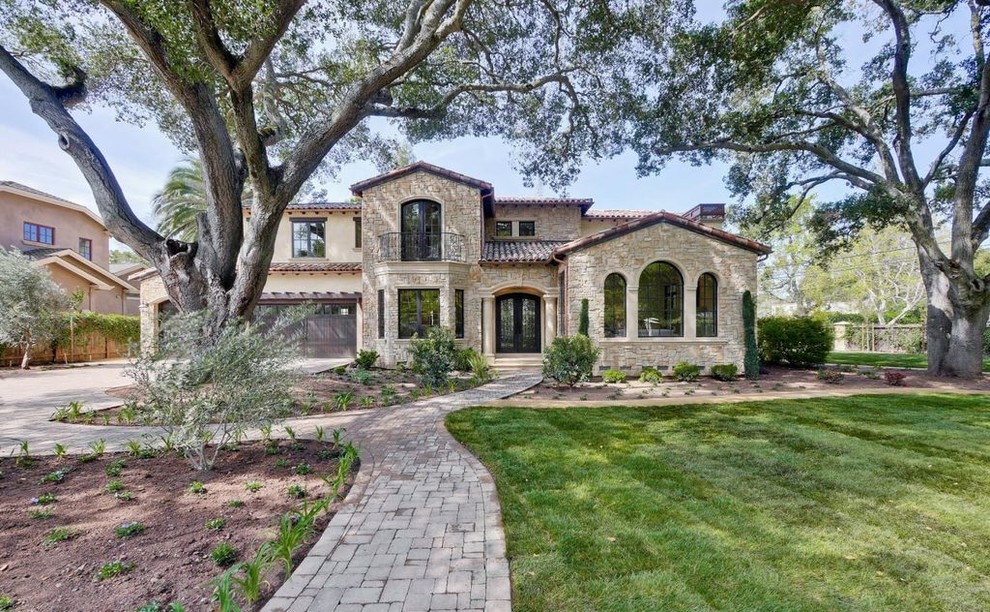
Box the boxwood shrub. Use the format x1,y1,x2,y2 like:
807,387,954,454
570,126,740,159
710,363,738,381
758,316,834,368
543,335,600,387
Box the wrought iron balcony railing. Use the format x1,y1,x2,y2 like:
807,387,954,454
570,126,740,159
377,232,465,262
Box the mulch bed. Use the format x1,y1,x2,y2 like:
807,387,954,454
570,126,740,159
0,440,355,611
518,364,990,402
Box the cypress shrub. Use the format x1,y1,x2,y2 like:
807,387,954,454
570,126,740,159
742,291,760,379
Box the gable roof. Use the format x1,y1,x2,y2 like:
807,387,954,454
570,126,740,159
552,211,771,258
582,209,652,220
350,161,493,196
0,181,107,228
28,248,137,292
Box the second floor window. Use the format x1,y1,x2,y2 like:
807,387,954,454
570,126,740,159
292,219,326,257
495,221,512,237
518,221,536,236
79,238,93,260
354,217,362,249
24,222,55,245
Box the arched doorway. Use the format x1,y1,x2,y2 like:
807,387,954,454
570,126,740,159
495,293,541,353
400,199,441,261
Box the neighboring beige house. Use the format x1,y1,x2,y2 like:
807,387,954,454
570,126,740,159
137,162,770,372
0,181,138,315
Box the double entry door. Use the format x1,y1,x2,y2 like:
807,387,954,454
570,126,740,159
495,293,541,353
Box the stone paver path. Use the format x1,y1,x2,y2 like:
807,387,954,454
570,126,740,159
264,373,542,612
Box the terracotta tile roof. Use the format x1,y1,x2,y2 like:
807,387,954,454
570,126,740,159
496,196,594,213
481,240,570,263
260,291,362,302
243,202,361,211
552,212,771,257
350,161,493,195
582,209,652,219
269,261,362,272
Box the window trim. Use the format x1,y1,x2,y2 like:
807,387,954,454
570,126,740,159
603,273,626,338
638,261,684,338
397,288,441,339
696,273,718,337
291,217,327,258
23,221,55,245
78,238,93,260
455,289,465,338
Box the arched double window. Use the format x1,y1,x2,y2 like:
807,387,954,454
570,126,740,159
603,273,626,338
400,199,441,261
639,262,682,337
697,273,718,337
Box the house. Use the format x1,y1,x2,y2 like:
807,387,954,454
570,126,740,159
136,162,770,372
0,181,138,315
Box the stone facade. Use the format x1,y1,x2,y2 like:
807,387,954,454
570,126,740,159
564,221,759,373
485,203,583,240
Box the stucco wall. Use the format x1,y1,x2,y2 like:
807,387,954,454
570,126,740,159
0,190,110,267
47,264,128,314
564,221,759,373
253,209,362,263
263,271,362,293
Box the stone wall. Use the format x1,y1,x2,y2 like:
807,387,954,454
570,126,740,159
564,220,759,373
485,203,583,240
137,274,170,351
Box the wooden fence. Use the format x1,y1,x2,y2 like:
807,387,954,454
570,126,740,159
1,333,134,367
833,322,925,353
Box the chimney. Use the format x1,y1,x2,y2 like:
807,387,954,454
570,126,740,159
683,203,725,230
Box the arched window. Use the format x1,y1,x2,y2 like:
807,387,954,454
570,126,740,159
604,273,626,338
400,199,441,260
638,262,682,337
697,273,718,337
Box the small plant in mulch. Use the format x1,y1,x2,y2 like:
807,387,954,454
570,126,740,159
105,459,126,477
115,522,145,538
39,469,68,484
32,493,57,506
28,507,53,519
227,500,245,508
188,481,207,495
884,371,908,386
98,560,135,581
0,593,15,610
245,481,262,493
53,443,68,460
816,368,845,384
44,527,79,545
287,484,307,499
294,463,312,475
105,479,126,494
210,542,238,567
205,518,225,531
114,490,136,502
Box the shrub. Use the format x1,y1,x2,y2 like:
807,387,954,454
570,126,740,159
884,371,908,386
408,326,457,388
639,367,663,384
710,364,738,381
742,290,760,379
453,347,477,372
578,299,590,336
211,542,238,567
602,369,626,383
127,310,301,471
354,349,379,369
672,362,701,382
466,350,493,383
758,316,834,368
542,335,600,386
816,368,845,384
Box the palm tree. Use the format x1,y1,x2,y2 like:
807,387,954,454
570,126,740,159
152,156,206,242
152,156,253,242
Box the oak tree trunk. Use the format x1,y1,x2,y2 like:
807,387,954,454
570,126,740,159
919,250,990,377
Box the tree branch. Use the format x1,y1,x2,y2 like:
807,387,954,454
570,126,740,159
232,0,306,87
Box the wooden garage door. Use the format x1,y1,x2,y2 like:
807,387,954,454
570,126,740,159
256,303,357,359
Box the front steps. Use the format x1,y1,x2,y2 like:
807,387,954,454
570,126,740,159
491,353,543,372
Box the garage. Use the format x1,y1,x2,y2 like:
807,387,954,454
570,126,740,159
255,292,361,359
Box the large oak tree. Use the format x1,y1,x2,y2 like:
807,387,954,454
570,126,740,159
629,0,990,376
0,0,668,339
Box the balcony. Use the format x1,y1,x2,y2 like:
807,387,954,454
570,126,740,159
377,232,465,263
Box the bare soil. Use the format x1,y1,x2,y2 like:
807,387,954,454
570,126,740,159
519,365,990,402
0,440,355,611
61,366,480,425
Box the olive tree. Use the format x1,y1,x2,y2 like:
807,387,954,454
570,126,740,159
0,0,675,342
0,248,68,369
628,0,990,377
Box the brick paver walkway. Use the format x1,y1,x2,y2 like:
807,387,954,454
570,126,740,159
264,372,542,612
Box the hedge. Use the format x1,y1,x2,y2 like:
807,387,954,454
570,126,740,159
757,316,834,368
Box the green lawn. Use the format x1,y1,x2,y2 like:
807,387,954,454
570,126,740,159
827,351,990,372
447,395,990,611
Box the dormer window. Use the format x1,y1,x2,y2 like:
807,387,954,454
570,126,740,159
495,221,512,237
292,219,326,257
24,222,55,245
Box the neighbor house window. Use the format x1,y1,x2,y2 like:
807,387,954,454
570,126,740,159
638,261,683,337
354,217,362,249
697,273,718,337
23,222,54,245
604,273,626,338
398,289,440,339
455,289,465,338
377,290,385,338
518,221,536,237
495,221,512,237
292,219,326,257
79,238,93,260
